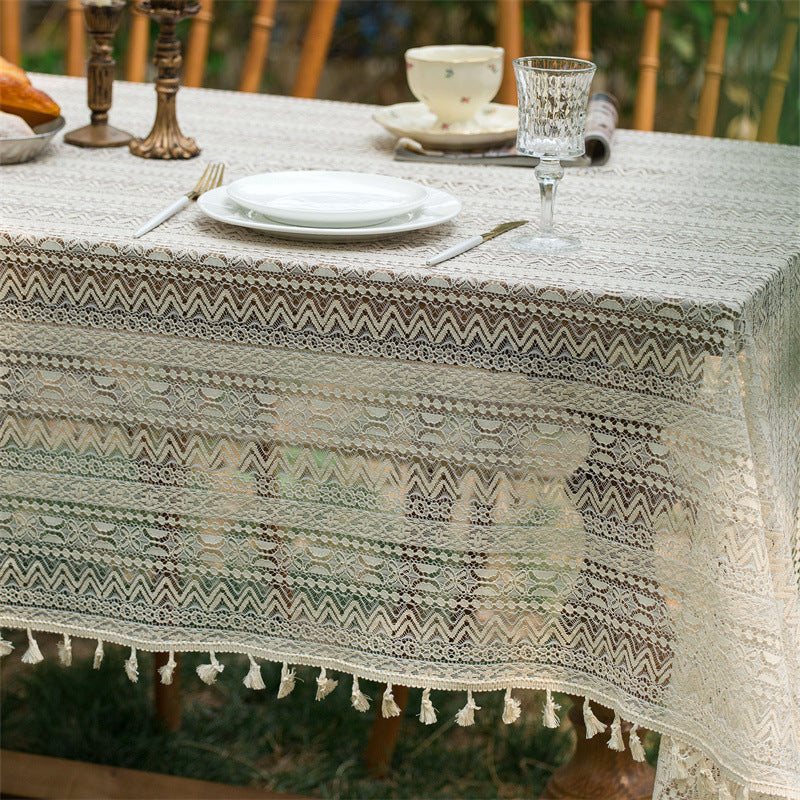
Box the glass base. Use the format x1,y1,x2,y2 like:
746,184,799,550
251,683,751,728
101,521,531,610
511,231,581,254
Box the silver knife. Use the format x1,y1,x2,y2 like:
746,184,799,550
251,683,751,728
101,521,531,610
426,220,528,266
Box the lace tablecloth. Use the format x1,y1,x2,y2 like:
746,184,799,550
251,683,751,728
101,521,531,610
1,75,798,800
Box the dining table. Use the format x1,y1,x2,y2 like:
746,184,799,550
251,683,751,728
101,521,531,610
1,74,798,800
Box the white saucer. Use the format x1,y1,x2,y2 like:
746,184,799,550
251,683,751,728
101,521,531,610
198,186,461,241
226,170,430,228
373,102,518,150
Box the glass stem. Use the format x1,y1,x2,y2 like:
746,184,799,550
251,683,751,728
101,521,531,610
534,158,564,236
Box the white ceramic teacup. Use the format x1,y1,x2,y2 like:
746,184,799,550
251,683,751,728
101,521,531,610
405,45,504,126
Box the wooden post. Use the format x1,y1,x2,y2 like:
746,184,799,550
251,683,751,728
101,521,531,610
290,0,339,99
572,0,593,62
153,652,182,732
694,0,737,137
183,0,214,88
239,0,277,93
363,684,409,776
496,0,523,106
757,0,799,143
125,9,150,83
540,698,655,800
632,0,667,131
65,0,86,76
0,0,21,65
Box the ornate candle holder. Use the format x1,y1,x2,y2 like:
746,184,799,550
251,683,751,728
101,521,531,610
64,0,132,148
129,0,201,159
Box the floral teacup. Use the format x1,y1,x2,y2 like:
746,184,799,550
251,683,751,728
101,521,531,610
405,45,504,127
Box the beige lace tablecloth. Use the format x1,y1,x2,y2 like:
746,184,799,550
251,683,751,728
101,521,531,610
1,75,798,799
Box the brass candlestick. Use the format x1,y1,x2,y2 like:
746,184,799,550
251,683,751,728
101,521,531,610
129,0,201,159
64,0,132,148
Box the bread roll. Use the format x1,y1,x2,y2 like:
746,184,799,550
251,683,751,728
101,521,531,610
0,56,61,128
0,109,35,139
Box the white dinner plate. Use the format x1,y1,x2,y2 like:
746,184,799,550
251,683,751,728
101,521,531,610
373,102,518,150
226,170,430,228
199,185,461,241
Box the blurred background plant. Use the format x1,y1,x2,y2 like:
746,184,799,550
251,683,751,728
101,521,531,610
14,0,799,145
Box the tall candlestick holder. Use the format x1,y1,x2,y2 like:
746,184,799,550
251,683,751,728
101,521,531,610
129,0,201,159
64,0,132,148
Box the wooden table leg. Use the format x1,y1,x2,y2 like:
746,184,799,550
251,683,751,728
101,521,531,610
540,698,654,800
153,651,182,732
363,684,409,776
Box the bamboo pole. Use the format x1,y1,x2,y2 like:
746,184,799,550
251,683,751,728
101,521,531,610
694,0,737,137
632,0,667,131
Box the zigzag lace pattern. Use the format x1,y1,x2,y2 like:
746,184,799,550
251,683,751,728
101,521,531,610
1,76,798,800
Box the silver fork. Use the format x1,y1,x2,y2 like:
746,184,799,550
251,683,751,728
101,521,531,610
133,162,226,239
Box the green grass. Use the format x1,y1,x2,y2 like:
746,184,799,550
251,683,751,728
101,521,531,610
1,635,658,799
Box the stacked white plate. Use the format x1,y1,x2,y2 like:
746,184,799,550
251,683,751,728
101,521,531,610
198,170,461,241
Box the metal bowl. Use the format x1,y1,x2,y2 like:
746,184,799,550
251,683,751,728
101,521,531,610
0,115,65,165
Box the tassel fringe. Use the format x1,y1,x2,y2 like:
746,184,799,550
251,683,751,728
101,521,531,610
7,632,657,761
502,688,521,724
629,723,646,761
419,688,437,724
93,639,104,669
277,662,296,698
315,668,337,700
243,655,265,690
381,682,401,718
124,647,139,683
159,651,177,684
583,698,606,738
350,676,371,712
0,636,13,658
196,651,225,685
22,628,43,665
718,780,734,800
57,633,72,667
455,690,480,727
608,711,625,751
698,768,718,795
542,689,561,728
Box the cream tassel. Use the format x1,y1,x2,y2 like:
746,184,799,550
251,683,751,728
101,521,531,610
583,698,606,738
158,651,177,685
542,689,561,728
243,655,265,690
502,688,521,724
629,723,646,761
607,711,625,751
196,651,225,685
350,676,371,712
718,780,734,800
22,628,43,664
455,690,480,727
93,639,104,669
674,753,690,780
315,668,337,700
698,767,718,794
57,633,72,667
381,682,401,718
0,636,13,658
419,688,437,724
124,647,139,683
277,661,296,698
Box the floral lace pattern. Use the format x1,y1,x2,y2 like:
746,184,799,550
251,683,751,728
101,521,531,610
0,76,798,800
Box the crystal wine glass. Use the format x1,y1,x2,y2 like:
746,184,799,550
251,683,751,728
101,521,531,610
512,56,596,253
